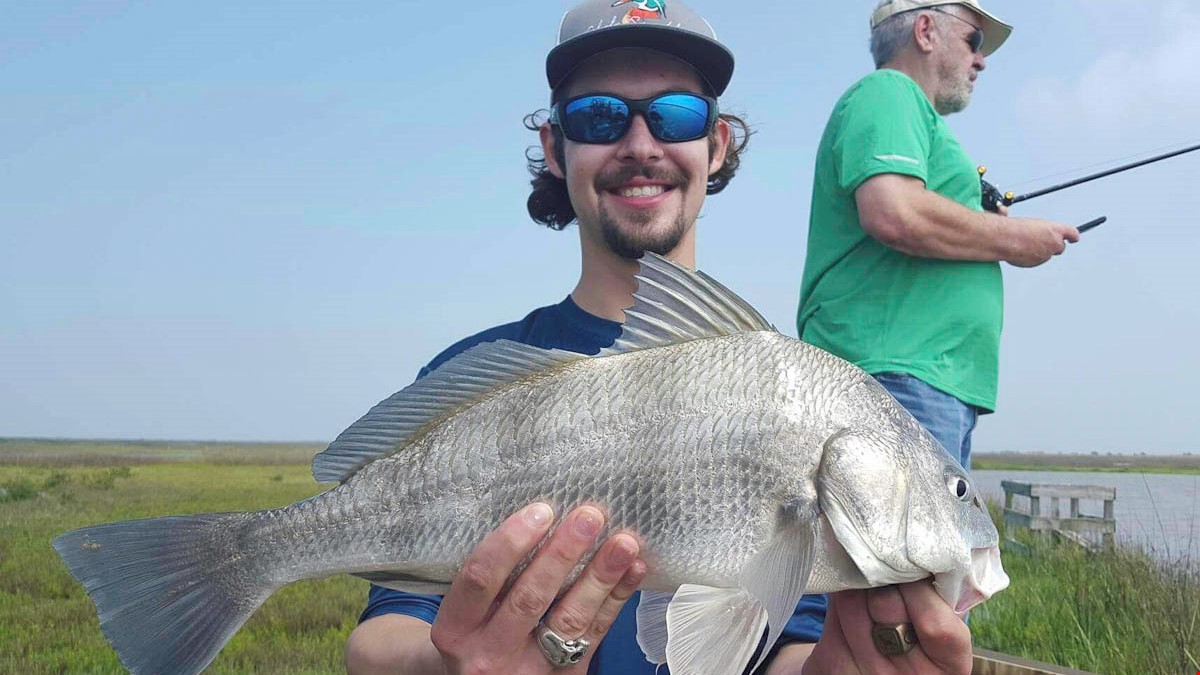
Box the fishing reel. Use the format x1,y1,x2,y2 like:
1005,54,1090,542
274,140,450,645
978,166,1015,213
977,165,1106,233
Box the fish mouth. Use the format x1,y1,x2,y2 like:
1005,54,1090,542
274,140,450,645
932,545,1009,615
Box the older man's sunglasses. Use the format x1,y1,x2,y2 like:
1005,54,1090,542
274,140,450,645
929,7,985,53
550,92,719,144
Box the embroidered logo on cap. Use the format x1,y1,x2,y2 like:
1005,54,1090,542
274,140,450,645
611,0,667,25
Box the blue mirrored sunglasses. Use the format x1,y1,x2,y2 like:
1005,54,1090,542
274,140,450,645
550,92,719,144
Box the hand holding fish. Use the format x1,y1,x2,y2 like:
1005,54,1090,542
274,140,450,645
800,581,972,675
429,503,647,674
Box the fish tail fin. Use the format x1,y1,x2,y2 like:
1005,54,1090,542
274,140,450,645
53,513,279,675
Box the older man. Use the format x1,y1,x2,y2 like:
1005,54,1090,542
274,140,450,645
345,1,975,673
797,0,1080,472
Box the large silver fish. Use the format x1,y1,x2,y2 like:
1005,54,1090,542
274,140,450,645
54,254,1008,675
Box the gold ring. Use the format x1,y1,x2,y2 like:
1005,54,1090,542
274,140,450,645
871,622,918,657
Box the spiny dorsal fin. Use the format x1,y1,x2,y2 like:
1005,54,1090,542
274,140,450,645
312,340,586,483
313,253,774,483
603,252,775,355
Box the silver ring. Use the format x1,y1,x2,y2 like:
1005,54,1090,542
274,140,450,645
536,622,590,668
872,621,919,657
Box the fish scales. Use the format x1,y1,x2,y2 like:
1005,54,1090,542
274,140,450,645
53,254,1007,675
275,332,824,591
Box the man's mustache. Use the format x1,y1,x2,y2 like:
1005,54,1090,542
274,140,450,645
595,165,687,191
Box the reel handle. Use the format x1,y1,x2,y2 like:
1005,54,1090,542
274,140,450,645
978,166,1015,213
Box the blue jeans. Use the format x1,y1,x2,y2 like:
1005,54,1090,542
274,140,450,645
872,372,979,470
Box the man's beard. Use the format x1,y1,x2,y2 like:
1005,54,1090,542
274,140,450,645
934,61,973,115
594,165,691,260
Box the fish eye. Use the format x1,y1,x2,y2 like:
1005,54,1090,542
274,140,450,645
947,475,971,501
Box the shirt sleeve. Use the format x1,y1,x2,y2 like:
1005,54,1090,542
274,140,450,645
359,584,443,625
773,593,828,646
832,75,932,194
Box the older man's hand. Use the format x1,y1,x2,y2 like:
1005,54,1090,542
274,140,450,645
800,580,972,675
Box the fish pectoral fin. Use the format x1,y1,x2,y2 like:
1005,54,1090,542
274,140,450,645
660,584,768,675
740,521,818,674
634,590,673,665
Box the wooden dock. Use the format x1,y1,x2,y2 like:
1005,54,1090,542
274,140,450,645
973,648,1096,674
979,481,1113,674
1001,481,1116,551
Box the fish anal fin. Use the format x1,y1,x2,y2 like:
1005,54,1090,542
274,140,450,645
353,571,452,597
635,590,673,665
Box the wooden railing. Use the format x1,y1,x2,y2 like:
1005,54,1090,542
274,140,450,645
973,648,1097,674
1000,481,1116,551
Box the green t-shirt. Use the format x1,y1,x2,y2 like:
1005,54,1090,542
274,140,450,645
796,69,1002,412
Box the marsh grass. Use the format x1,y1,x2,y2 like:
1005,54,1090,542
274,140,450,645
4,441,1199,674
0,456,365,674
971,502,1200,674
973,451,1200,475
0,438,323,466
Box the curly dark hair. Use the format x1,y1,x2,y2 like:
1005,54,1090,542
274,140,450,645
523,108,753,230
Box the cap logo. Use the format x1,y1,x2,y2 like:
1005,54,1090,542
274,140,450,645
611,0,667,25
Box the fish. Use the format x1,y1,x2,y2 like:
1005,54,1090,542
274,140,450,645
53,253,1009,675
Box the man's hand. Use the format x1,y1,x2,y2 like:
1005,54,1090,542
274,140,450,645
856,174,1078,265
1002,218,1081,268
429,503,646,675
799,581,972,675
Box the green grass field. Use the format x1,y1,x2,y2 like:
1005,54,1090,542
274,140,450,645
3,439,1197,674
971,451,1200,475
1,456,362,674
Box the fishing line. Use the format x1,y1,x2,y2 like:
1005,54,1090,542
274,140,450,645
1004,138,1200,191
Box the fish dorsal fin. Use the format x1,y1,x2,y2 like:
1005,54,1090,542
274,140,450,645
312,340,586,483
603,252,775,355
314,254,769,483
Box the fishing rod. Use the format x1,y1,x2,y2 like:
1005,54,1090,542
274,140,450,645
979,141,1200,213
980,168,1108,233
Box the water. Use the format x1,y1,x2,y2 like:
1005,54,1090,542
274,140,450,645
972,470,1200,567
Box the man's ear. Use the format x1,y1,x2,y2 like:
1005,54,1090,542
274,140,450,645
708,117,731,177
913,13,938,54
539,122,565,179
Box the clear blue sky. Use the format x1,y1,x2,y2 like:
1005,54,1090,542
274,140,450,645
3,1,1198,454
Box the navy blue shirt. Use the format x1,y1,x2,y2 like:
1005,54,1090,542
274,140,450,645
359,296,828,672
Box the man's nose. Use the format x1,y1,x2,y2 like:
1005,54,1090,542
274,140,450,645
616,113,664,163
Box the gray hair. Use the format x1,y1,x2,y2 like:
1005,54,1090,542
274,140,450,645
869,3,961,68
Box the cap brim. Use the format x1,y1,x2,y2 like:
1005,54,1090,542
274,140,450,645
963,5,1012,56
547,26,734,96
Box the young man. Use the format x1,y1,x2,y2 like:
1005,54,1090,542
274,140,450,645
797,0,1081,471
347,1,973,673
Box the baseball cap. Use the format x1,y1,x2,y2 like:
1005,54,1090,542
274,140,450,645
546,0,735,96
870,0,1012,56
